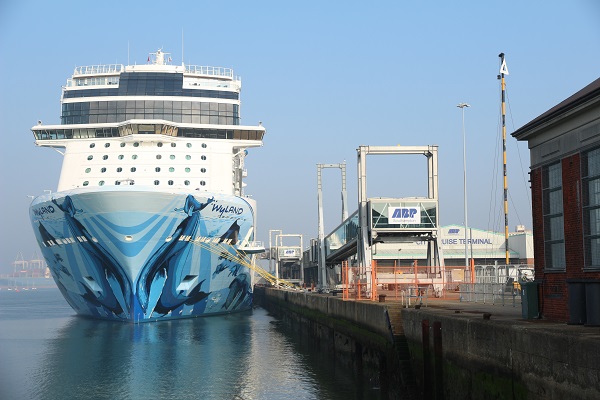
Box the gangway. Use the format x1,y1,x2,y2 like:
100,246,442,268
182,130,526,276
317,145,444,298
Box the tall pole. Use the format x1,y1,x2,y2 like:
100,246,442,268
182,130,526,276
499,53,509,266
457,103,470,269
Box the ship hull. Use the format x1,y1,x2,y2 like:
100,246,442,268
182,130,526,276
29,189,255,322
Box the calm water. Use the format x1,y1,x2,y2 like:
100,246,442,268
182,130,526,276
0,288,380,400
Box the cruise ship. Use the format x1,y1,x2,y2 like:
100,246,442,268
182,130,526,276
28,50,266,322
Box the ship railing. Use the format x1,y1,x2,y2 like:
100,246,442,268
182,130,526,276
73,64,124,76
185,65,235,79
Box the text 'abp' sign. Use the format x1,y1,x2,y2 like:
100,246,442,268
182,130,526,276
388,207,420,224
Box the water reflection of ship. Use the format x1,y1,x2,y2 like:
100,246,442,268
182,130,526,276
2,252,53,290
33,311,254,399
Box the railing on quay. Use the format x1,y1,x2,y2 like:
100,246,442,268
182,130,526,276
458,282,521,307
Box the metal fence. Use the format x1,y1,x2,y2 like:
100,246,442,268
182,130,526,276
458,283,522,307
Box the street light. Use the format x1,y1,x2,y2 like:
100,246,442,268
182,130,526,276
457,103,470,269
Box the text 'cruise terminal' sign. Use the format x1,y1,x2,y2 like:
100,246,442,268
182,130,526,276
388,207,420,224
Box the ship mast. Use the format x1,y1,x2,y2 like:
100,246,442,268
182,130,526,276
498,53,509,266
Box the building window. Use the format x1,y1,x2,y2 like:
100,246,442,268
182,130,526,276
583,148,600,269
543,162,565,270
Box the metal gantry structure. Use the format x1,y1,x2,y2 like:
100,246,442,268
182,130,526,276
317,162,348,289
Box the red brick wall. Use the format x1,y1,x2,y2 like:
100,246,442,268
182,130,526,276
532,153,600,322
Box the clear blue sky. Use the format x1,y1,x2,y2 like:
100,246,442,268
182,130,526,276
1,1,599,273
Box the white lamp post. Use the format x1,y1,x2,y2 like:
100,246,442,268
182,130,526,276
457,103,470,269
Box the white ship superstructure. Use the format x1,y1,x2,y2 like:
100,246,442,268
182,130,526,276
29,50,265,322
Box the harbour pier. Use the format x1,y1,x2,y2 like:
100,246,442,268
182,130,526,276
255,285,600,400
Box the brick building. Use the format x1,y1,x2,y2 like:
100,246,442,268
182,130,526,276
513,77,600,323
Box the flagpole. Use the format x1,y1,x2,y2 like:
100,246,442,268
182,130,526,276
498,53,510,269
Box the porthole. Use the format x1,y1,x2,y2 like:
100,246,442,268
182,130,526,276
133,142,140,147
99,180,105,186
170,155,175,160
184,180,190,186
185,155,191,160
171,143,176,148
154,180,160,185
120,143,126,147
85,168,91,173
186,143,192,148
117,167,122,172
156,155,162,160
131,167,136,172
155,167,161,172
101,167,106,173
89,143,96,148
157,142,163,147
168,180,174,185
201,155,207,161
87,155,93,160
103,155,108,160
200,168,206,173
169,167,175,172
132,155,138,159
104,143,110,148
185,167,191,173
200,181,206,186
201,143,207,148
83,181,89,186
118,155,124,160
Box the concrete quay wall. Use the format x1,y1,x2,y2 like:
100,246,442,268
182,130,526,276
260,286,393,340
255,286,415,399
401,307,600,400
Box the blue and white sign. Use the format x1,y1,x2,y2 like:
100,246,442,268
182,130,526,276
388,207,420,224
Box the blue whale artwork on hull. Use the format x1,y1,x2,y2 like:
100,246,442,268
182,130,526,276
30,192,255,322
